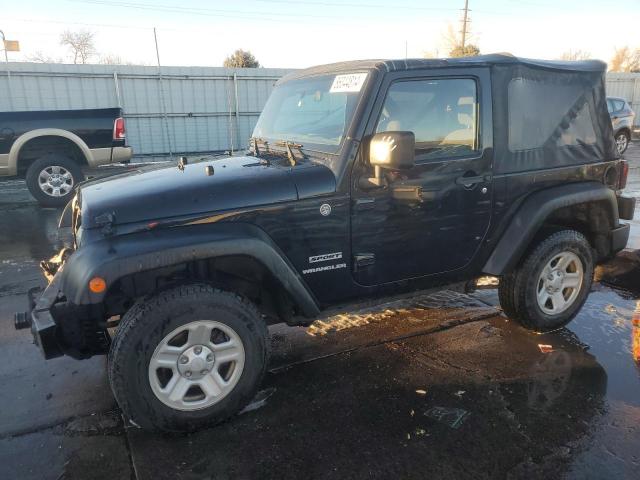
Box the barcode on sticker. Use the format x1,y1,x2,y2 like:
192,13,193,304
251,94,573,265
330,73,368,93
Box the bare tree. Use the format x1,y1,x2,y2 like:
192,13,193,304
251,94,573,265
449,44,480,58
441,24,480,58
223,49,260,68
609,46,640,72
60,30,96,64
99,54,134,65
559,49,591,61
27,50,62,63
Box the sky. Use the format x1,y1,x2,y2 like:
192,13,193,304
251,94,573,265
1,0,639,69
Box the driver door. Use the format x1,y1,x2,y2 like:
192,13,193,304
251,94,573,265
350,68,493,286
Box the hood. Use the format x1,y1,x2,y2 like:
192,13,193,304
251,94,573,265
79,156,332,229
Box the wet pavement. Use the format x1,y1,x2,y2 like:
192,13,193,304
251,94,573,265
1,146,640,479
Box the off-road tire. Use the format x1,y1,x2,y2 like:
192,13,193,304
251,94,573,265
25,154,83,207
497,272,518,320
498,230,594,332
107,284,269,432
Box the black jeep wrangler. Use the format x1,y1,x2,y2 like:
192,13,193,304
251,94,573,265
16,55,635,431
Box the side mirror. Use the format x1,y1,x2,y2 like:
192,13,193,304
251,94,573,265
367,131,415,186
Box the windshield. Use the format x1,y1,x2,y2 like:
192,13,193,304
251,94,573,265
252,72,368,154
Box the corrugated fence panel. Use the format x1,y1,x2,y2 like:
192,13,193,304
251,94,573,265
0,62,293,159
2,64,637,156
606,73,640,128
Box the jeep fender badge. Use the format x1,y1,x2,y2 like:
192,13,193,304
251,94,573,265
319,204,331,216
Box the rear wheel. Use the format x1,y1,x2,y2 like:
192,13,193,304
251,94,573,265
25,154,83,207
498,230,594,332
108,284,269,432
615,130,630,155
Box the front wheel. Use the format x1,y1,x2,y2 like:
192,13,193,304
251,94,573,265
108,284,269,432
498,230,594,332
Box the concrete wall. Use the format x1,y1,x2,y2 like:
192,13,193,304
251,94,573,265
0,62,294,158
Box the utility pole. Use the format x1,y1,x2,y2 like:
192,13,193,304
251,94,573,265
0,29,15,109
460,0,470,50
153,27,173,157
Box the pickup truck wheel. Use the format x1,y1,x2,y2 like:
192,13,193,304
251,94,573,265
498,230,593,332
25,154,83,207
107,284,269,432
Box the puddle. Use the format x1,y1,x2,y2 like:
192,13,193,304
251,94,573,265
566,288,640,406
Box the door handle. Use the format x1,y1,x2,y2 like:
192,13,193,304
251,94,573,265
455,175,484,187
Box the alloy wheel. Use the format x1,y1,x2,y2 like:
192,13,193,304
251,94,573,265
38,165,74,197
616,133,628,155
536,251,584,315
148,320,245,411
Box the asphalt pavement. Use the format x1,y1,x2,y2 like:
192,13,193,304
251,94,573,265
1,146,640,479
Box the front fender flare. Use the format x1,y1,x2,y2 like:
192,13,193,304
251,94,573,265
482,182,618,275
60,223,320,317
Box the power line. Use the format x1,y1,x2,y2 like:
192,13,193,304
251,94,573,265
71,0,510,19
251,0,460,11
5,17,152,30
71,0,336,21
71,0,453,21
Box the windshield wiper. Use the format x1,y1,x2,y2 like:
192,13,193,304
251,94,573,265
274,140,305,166
248,137,267,157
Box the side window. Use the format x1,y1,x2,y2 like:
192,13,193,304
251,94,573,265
613,99,625,112
375,78,478,160
607,99,614,114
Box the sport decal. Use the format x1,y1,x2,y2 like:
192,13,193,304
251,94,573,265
309,252,343,264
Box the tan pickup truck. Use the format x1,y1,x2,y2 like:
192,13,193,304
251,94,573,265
0,107,132,206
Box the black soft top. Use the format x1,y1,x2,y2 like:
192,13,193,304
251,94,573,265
280,54,606,83
282,54,617,174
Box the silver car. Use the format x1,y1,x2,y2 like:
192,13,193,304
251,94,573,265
607,96,635,155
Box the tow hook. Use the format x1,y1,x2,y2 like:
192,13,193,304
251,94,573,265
14,311,31,330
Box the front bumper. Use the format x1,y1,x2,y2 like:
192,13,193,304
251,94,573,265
14,249,110,360
19,271,65,359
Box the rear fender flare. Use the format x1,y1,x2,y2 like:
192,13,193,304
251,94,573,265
9,129,93,176
60,223,320,317
482,182,618,275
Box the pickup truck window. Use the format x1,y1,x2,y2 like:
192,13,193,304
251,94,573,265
375,78,478,160
253,73,365,153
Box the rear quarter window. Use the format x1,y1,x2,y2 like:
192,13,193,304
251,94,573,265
507,77,597,151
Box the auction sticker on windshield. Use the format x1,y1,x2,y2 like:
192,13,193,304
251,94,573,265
330,73,368,93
